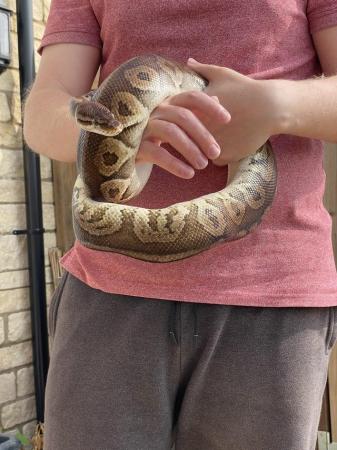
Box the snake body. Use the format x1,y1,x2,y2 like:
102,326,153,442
70,54,277,262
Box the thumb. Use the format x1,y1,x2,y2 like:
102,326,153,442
186,58,221,79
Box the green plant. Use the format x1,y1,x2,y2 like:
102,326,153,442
15,432,31,446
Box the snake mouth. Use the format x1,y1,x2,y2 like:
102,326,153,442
77,120,124,136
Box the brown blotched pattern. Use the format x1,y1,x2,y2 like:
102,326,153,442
71,54,277,262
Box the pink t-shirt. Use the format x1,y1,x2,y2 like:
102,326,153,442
38,0,337,307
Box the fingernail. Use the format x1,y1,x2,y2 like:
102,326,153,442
185,168,195,178
221,109,231,122
209,144,221,158
196,157,208,169
188,57,198,64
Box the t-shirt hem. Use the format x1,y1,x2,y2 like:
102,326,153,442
308,7,337,33
61,262,337,308
37,31,102,55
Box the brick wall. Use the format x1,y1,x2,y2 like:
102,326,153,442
0,0,54,446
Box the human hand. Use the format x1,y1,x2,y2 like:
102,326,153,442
136,90,231,178
186,58,281,166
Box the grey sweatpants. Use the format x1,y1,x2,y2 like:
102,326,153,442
45,270,337,450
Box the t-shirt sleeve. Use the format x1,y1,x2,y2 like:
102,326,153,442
307,0,337,33
37,0,102,55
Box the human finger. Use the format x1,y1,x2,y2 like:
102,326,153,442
164,90,231,123
151,104,221,159
140,117,209,171
137,138,196,179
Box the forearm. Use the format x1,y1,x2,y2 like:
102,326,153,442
268,75,337,142
23,86,79,163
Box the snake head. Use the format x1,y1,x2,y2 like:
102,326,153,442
70,96,124,136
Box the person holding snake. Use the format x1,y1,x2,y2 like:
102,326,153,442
24,0,337,449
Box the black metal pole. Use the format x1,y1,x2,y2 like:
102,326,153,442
15,0,49,423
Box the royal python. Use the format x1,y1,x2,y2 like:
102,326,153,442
70,54,277,263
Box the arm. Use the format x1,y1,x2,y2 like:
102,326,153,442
267,25,337,142
25,45,231,178
186,26,337,166
23,43,101,162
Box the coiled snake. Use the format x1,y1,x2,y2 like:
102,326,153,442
70,54,277,262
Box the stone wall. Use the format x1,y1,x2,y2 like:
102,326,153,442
0,0,54,446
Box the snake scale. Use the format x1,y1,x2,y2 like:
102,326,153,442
70,54,277,263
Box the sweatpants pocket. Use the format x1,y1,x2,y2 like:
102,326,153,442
48,270,69,339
